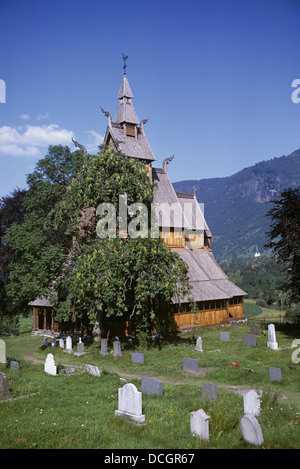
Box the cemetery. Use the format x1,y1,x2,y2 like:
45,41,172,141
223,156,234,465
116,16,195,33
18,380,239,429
0,320,300,449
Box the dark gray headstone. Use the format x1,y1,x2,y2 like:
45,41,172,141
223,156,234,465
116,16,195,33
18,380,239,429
100,338,108,356
43,337,48,347
269,367,282,382
202,382,217,401
131,352,144,364
10,361,19,371
243,334,256,346
183,357,199,374
220,331,230,341
250,323,261,336
51,338,57,347
113,340,122,357
0,372,11,400
232,323,238,333
141,377,163,395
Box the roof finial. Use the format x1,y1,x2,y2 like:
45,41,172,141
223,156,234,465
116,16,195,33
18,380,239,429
122,54,128,75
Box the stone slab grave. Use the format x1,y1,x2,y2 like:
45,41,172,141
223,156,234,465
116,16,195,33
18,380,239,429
63,336,73,354
190,408,210,440
202,382,217,401
44,353,57,376
240,413,264,446
0,372,11,400
131,352,144,364
10,361,19,372
194,337,203,352
183,357,200,374
267,323,278,350
0,339,7,367
141,377,163,395
85,364,101,377
220,331,230,342
100,338,108,356
60,367,76,375
269,366,282,382
115,382,145,424
231,323,238,333
243,334,256,347
113,340,122,357
250,323,261,337
243,390,261,417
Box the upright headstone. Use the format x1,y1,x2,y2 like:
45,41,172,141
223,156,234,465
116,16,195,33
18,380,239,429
202,382,217,401
267,324,278,350
51,338,57,347
131,352,144,364
195,337,203,352
243,390,261,417
64,336,73,354
44,353,57,376
240,413,264,446
232,323,238,333
220,331,230,341
190,408,210,440
183,357,199,374
141,377,163,395
74,338,86,356
269,366,282,382
43,337,48,347
0,339,7,367
0,372,11,400
113,340,122,357
250,323,261,337
243,334,256,346
100,338,108,356
10,361,19,372
115,383,145,424
59,338,64,348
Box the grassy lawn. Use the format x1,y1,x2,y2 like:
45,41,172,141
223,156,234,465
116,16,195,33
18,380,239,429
1,318,300,449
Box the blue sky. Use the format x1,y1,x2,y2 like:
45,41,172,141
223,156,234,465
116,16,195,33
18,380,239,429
1,0,300,199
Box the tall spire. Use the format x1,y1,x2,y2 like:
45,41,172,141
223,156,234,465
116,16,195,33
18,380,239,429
114,72,139,125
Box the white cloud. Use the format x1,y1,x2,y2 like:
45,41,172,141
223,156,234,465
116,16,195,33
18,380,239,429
0,124,74,158
19,114,30,120
85,130,104,154
37,112,49,120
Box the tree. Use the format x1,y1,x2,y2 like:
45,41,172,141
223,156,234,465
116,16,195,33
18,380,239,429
265,187,300,303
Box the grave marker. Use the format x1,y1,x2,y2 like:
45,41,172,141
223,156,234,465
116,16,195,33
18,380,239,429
85,364,101,377
0,372,11,400
100,339,108,356
220,331,230,341
202,382,217,401
64,336,73,354
240,413,264,446
243,334,256,346
132,352,144,364
0,339,7,367
44,353,57,376
113,340,122,357
183,357,199,374
195,337,203,352
10,361,19,372
141,377,163,395
269,366,282,382
190,408,210,440
267,324,278,350
250,323,261,336
115,383,145,424
243,390,261,417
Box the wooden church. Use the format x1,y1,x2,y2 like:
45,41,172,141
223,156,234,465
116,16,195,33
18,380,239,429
31,69,246,335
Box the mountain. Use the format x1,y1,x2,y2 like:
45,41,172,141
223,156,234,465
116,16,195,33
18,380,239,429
172,149,300,262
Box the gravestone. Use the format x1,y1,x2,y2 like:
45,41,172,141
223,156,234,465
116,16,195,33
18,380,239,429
85,364,101,377
220,331,230,341
0,372,11,400
243,334,256,346
64,336,73,354
141,377,163,395
10,361,19,372
0,339,7,367
132,352,144,364
183,357,199,374
250,323,261,336
44,353,57,376
74,338,87,356
202,382,217,401
240,413,264,446
100,339,108,356
115,383,145,424
195,337,203,352
243,390,261,417
269,366,282,382
51,338,57,347
232,323,238,333
190,408,210,441
61,367,76,375
113,340,122,357
59,339,64,348
43,337,48,347
267,324,278,350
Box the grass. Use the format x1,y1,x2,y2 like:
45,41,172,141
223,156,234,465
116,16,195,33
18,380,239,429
1,319,300,449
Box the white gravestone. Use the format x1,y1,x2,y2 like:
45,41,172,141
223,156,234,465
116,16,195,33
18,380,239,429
243,390,261,417
267,324,278,350
240,413,264,446
115,383,145,424
190,408,210,440
0,339,7,367
59,339,64,348
64,336,73,354
44,353,57,376
85,364,101,377
195,337,203,352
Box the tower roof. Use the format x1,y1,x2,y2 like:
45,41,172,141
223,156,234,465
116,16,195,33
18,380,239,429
114,75,140,125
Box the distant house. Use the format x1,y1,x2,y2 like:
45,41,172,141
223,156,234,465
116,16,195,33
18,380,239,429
31,71,246,335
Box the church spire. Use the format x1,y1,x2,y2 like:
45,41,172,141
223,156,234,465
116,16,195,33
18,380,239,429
114,74,139,126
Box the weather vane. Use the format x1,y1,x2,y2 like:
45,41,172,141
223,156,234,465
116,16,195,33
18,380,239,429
122,54,128,75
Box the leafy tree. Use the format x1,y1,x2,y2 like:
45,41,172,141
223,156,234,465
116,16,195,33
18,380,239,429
265,187,300,303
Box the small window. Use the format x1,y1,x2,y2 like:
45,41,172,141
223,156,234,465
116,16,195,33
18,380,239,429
126,124,136,137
